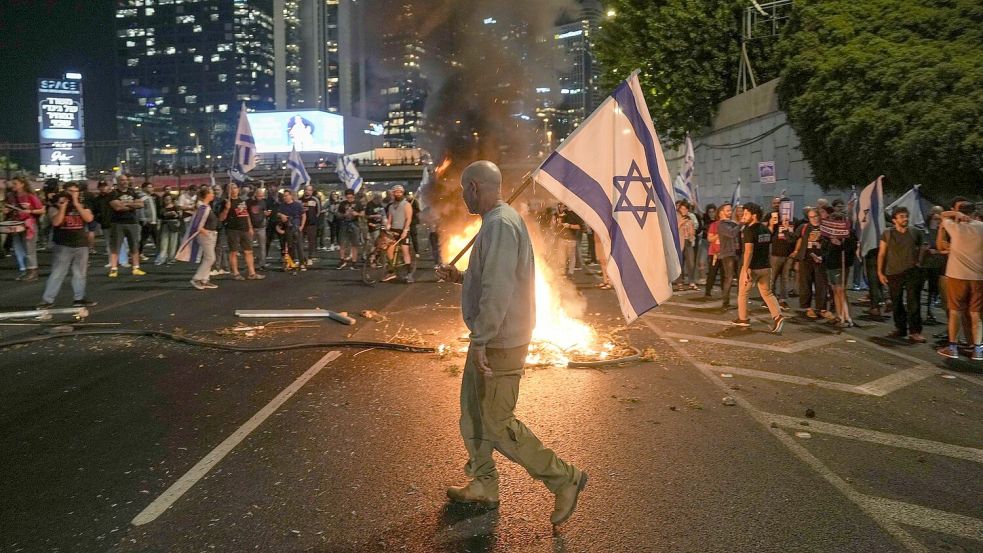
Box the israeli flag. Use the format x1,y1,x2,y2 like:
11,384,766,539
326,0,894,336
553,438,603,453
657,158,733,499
673,174,691,203
858,175,884,256
288,147,309,192
335,155,363,193
231,102,257,183
175,203,211,263
885,185,925,228
683,135,698,207
531,71,681,324
730,178,742,207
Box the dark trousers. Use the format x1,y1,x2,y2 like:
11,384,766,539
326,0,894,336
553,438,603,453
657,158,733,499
887,268,923,335
865,251,885,306
705,256,737,304
429,231,443,266
923,267,941,316
303,224,318,259
139,222,158,253
265,225,278,259
798,259,828,311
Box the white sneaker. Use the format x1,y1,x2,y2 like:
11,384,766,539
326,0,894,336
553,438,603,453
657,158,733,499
209,269,220,276
121,263,132,268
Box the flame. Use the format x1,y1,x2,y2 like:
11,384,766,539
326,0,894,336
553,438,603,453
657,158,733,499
445,219,608,366
435,157,453,178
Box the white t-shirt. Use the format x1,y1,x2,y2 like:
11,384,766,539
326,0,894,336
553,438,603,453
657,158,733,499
942,219,983,281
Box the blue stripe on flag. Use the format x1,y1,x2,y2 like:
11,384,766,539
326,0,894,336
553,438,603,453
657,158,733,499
238,134,255,145
611,81,681,263
541,151,657,316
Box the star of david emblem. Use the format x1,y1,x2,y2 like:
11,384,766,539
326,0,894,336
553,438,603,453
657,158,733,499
613,160,659,228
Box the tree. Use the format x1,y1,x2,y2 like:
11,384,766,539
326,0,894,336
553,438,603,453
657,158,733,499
777,0,983,196
596,1,762,145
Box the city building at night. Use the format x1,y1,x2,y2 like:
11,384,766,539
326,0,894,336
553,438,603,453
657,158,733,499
115,0,275,173
379,3,429,148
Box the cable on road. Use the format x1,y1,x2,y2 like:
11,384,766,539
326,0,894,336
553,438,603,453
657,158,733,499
0,328,436,353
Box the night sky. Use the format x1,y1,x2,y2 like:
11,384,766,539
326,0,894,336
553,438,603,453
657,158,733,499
0,0,117,169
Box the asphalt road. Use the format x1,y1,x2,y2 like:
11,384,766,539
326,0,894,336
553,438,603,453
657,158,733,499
0,244,980,553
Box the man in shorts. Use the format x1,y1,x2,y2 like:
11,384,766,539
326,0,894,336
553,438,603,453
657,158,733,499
336,189,364,269
108,179,147,277
937,203,983,360
220,183,265,281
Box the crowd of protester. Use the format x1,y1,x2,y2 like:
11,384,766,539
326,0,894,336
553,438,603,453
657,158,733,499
3,177,981,360
0,175,429,297
661,195,982,360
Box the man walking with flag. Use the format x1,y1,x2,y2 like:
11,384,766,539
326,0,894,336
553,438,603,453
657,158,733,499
435,161,587,529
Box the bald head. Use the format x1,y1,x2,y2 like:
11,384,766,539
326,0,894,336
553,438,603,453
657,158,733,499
461,160,503,215
462,161,502,191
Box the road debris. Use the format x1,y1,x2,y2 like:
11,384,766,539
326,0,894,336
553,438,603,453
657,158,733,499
805,408,816,418
721,396,736,406
234,309,356,325
794,432,812,439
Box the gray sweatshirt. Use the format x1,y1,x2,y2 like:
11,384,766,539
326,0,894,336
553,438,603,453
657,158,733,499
462,203,536,348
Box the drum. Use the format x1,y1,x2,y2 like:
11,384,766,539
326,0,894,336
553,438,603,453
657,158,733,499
0,220,26,234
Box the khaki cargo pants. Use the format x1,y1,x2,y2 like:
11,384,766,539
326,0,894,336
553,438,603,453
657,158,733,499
459,343,579,494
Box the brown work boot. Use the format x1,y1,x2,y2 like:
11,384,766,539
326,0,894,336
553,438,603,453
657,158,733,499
447,479,500,509
551,471,588,527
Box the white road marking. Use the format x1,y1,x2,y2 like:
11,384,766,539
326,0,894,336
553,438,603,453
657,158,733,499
847,332,983,388
766,413,983,464
648,312,771,326
642,318,932,551
131,350,342,526
694,362,866,394
661,330,843,354
858,494,983,542
855,366,936,396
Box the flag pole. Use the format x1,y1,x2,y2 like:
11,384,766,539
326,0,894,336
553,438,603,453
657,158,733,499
447,172,534,267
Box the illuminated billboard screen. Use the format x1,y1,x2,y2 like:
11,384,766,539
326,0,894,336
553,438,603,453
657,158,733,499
245,110,345,154
38,77,86,179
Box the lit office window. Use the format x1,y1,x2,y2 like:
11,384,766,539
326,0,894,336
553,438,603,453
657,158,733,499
145,8,154,15
194,55,204,63
218,104,228,112
211,53,221,62
193,25,202,32
165,46,176,55
176,15,195,24
217,74,227,82
146,38,155,46
177,85,187,94
127,58,139,67
185,95,197,104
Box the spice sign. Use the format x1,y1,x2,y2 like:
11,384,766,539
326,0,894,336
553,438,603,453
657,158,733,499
38,77,86,179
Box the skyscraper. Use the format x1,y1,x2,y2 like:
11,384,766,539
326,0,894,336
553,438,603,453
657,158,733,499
115,0,275,172
379,3,429,148
273,1,367,116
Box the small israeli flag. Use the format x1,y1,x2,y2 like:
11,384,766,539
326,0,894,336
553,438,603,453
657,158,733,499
531,70,681,323
858,175,884,256
288,147,309,192
335,155,363,193
730,178,742,207
683,135,698,207
231,102,257,183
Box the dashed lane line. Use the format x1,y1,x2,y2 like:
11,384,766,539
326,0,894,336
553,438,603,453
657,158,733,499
766,413,983,464
131,350,342,526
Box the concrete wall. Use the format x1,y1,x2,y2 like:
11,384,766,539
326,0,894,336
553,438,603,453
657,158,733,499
669,79,836,213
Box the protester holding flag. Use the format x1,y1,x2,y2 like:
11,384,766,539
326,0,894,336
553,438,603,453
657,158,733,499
177,187,218,290
859,176,886,316
435,161,587,529
299,184,321,267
